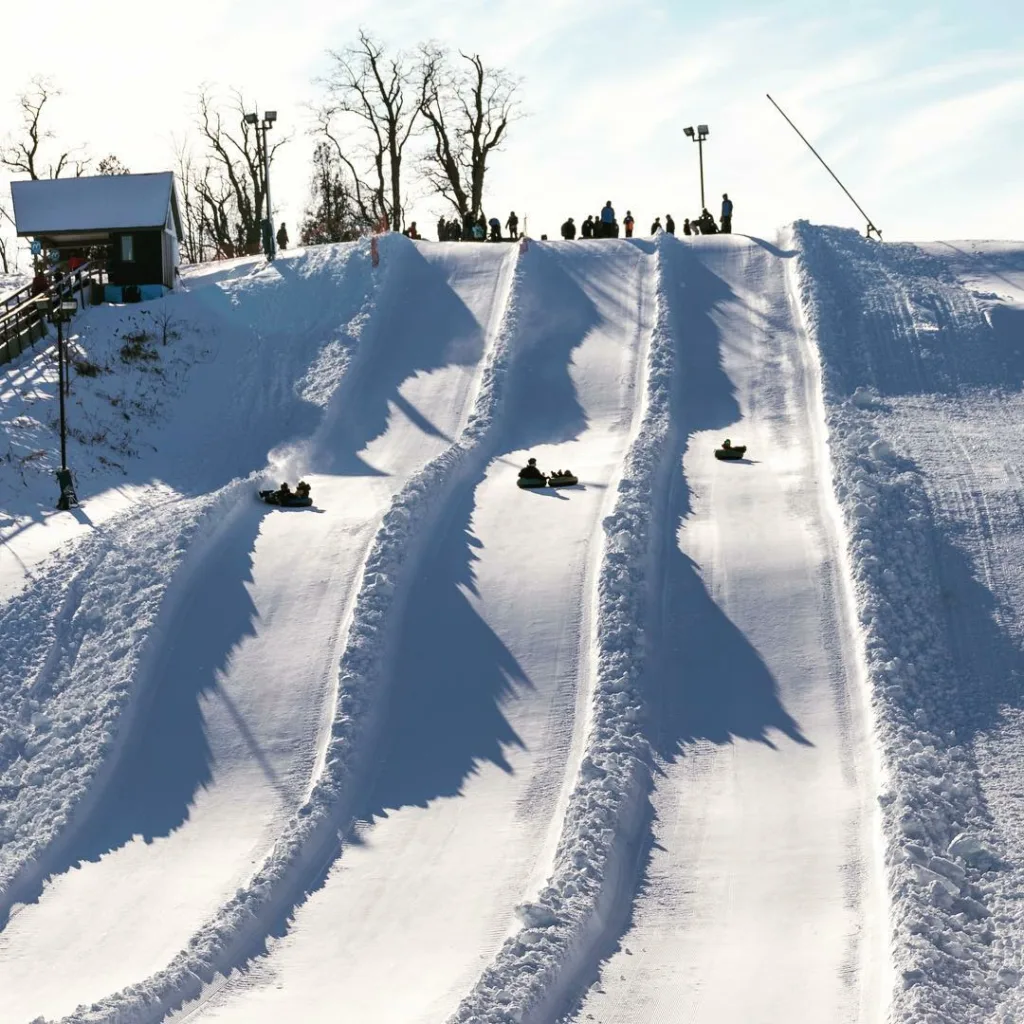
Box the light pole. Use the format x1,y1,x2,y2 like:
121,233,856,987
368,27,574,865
245,108,278,260
35,294,80,510
683,124,710,210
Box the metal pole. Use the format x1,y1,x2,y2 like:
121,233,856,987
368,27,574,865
766,93,882,240
56,316,67,472
698,137,706,209
262,121,275,261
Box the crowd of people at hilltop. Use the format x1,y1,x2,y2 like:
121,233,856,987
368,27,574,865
408,194,733,243
562,196,733,240
430,210,521,242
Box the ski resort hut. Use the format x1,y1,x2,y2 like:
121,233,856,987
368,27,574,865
10,172,183,298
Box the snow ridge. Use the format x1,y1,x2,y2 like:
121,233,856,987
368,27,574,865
450,238,675,1024
792,222,1021,1023
58,239,522,1024
0,242,373,933
0,486,226,921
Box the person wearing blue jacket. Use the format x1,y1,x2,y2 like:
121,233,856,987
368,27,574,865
600,201,615,239
721,193,734,233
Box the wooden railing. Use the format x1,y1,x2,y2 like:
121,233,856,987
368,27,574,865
0,262,103,369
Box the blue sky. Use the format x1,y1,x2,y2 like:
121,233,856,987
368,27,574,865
2,0,1022,252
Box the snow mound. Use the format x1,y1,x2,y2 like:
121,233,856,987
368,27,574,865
793,221,1024,1024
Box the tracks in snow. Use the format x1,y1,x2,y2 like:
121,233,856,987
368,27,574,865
0,240,518,1024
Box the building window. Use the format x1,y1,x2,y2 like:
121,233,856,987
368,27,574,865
120,235,134,262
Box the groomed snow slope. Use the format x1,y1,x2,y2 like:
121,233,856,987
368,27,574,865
571,232,887,1024
3,230,1024,1024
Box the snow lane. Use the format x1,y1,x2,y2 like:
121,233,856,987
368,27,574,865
0,242,513,1023
573,236,885,1024
180,240,654,1024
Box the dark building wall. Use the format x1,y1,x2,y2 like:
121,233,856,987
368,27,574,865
161,230,176,289
108,229,164,286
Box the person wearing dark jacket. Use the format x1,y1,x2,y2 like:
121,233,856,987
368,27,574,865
489,217,502,241
683,218,692,236
437,217,447,241
561,217,577,240
519,457,545,481
665,214,675,235
506,212,519,240
623,212,635,237
276,223,289,250
581,216,594,239
721,193,733,233
650,216,662,234
699,208,718,234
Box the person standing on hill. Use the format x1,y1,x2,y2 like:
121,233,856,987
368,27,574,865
276,223,289,250
650,216,662,234
665,214,676,235
561,217,577,240
623,211,635,237
683,218,692,236
581,215,594,239
506,211,519,240
600,201,615,238
721,193,733,233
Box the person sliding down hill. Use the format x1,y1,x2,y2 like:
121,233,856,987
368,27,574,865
519,457,545,481
295,480,311,500
275,482,293,502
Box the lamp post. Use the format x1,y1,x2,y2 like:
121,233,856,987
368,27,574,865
245,108,278,260
35,294,80,510
683,124,710,210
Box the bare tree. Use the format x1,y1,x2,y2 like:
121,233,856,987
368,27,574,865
0,200,17,274
174,140,211,264
96,154,131,175
419,49,522,224
190,88,288,259
0,77,89,180
300,141,370,245
318,31,425,231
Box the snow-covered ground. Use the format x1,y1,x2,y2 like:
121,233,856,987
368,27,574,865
2,229,1024,1024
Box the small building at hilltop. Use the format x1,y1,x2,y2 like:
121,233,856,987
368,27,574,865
10,172,183,298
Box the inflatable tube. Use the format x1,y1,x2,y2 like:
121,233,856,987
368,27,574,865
258,489,314,507
714,446,747,461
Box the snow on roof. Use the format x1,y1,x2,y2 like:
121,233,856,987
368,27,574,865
10,172,178,236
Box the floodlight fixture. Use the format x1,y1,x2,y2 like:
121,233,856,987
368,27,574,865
244,112,258,125
684,126,695,137
265,110,277,123
698,124,709,137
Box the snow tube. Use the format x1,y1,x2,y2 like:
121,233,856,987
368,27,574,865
517,477,548,489
258,489,314,507
547,473,579,487
714,446,747,461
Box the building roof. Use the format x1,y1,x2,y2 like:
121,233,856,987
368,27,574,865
10,172,182,238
